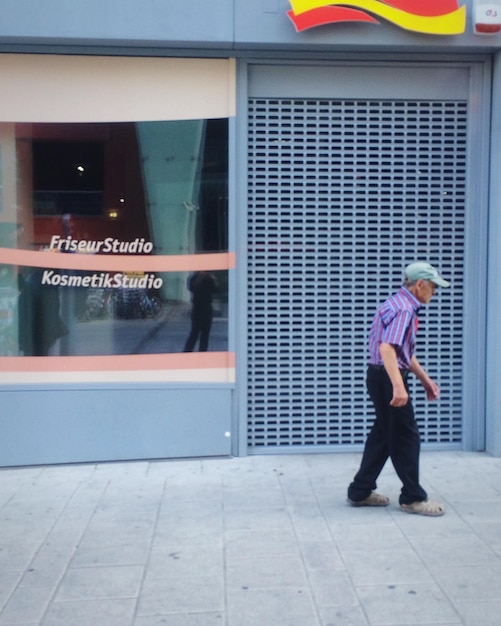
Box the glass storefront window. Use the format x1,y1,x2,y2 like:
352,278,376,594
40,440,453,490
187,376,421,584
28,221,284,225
0,119,229,357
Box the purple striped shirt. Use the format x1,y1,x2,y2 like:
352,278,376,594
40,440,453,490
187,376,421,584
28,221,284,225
368,287,421,369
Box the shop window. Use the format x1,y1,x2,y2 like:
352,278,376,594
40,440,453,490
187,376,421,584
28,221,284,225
0,119,229,357
33,141,105,216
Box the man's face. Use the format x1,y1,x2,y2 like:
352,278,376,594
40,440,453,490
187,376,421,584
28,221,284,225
414,279,437,304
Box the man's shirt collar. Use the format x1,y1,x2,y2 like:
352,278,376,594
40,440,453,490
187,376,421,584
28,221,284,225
400,286,421,312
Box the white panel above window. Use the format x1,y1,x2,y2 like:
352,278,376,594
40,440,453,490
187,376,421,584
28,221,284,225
0,55,236,122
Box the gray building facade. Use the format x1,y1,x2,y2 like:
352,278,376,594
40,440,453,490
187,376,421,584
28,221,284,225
0,0,500,465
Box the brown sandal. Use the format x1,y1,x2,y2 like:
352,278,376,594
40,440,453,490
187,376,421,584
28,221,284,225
400,500,445,517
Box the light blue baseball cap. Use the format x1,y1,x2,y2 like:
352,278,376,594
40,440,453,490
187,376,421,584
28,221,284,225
405,262,450,288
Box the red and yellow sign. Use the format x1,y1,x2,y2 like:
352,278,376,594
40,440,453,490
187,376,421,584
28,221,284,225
287,0,467,35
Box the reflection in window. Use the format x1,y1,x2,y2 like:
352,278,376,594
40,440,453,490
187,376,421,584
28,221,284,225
33,141,105,216
0,119,229,357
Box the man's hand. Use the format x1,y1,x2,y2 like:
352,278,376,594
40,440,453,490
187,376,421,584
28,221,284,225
422,379,440,401
390,384,409,407
409,356,440,401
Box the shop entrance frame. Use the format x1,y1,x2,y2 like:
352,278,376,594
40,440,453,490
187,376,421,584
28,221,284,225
237,58,490,456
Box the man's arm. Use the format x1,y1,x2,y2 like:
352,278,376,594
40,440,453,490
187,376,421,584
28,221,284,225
409,355,440,401
379,342,409,407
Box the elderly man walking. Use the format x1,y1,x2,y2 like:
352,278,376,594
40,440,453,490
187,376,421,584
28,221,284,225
347,262,450,517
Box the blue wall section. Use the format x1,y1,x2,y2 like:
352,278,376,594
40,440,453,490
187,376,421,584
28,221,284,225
0,0,500,53
486,52,501,456
0,386,233,466
235,0,500,54
0,0,234,48
234,0,484,52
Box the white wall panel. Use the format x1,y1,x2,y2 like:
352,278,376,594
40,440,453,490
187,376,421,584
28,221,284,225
0,55,236,122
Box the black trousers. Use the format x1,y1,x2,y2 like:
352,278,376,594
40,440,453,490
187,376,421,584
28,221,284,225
347,365,428,506
184,306,213,352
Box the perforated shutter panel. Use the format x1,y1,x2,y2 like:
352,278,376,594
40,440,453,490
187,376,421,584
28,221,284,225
247,98,466,450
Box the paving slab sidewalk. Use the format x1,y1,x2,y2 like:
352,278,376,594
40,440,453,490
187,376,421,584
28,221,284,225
0,451,500,626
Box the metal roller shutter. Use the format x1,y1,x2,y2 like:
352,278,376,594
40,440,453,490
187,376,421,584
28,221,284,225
247,97,466,451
